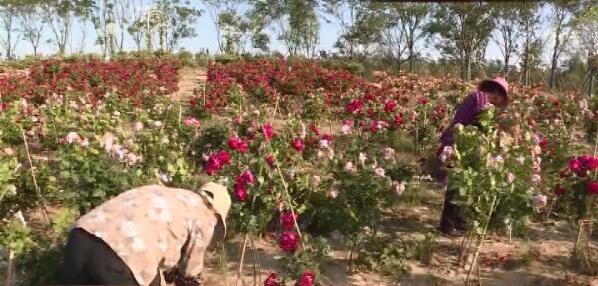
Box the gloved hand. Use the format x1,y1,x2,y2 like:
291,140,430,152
163,267,201,286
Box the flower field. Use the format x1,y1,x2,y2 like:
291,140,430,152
1,58,598,286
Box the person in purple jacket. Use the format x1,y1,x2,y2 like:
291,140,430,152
435,76,509,235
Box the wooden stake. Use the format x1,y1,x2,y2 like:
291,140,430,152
5,250,13,286
466,196,498,286
236,233,249,286
21,129,49,223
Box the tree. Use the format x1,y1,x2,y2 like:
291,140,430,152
493,5,520,74
20,0,45,56
0,0,23,59
397,3,429,72
427,3,496,80
322,0,365,57
203,0,269,54
43,0,93,55
548,1,579,89
253,0,320,57
518,2,545,86
572,2,598,96
126,0,145,51
157,0,202,52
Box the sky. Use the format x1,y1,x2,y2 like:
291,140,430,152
9,2,556,66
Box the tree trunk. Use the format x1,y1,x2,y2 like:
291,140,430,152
590,69,594,97
549,34,560,89
408,41,414,72
465,53,472,81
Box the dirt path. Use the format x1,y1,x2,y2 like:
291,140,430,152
173,67,207,103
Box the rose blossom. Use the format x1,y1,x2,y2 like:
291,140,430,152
134,121,144,132
359,152,367,165
153,121,162,128
554,185,566,197
311,175,321,186
278,231,299,253
159,172,172,183
319,139,329,149
381,147,395,160
265,154,276,168
262,123,274,140
309,123,320,136
533,194,547,208
264,273,279,286
393,181,406,197
507,172,515,184
374,167,385,177
280,211,297,229
297,271,316,286
228,135,243,150
292,138,305,152
66,132,81,144
328,186,339,198
344,161,357,174
183,117,201,128
341,120,352,134
384,100,396,113
234,183,248,201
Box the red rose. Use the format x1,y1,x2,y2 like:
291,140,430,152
394,114,404,128
264,273,279,286
297,271,316,286
346,99,364,114
418,97,429,105
554,185,566,197
588,181,598,195
262,123,275,140
280,211,297,230
321,134,333,142
278,231,299,253
237,170,255,185
384,100,396,113
204,156,222,175
234,183,248,201
266,154,276,168
216,150,232,165
309,124,320,136
292,138,305,152
228,136,243,150
552,99,560,107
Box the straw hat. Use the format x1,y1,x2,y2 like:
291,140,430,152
198,182,231,237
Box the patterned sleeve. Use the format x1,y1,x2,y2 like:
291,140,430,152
183,221,214,279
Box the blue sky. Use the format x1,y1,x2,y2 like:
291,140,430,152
12,2,554,65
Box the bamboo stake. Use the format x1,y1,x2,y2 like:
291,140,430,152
250,235,261,286
21,129,49,223
5,250,13,286
236,234,250,286
466,196,498,286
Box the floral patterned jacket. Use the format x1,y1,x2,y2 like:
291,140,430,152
75,184,218,285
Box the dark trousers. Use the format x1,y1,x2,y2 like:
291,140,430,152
59,227,160,285
440,189,467,233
